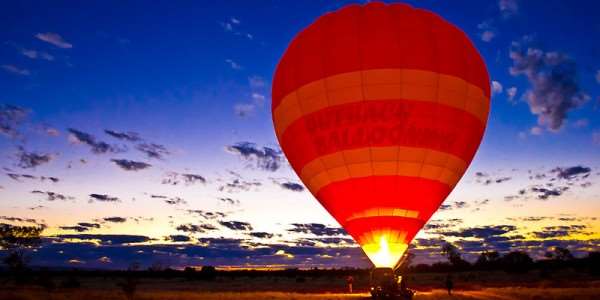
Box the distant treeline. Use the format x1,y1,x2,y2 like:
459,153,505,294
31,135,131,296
1,250,598,280
406,250,600,275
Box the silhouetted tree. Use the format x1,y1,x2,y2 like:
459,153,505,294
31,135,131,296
148,261,166,272
500,251,533,273
584,251,600,275
441,242,470,270
119,262,140,300
200,265,217,281
545,247,574,261
475,251,500,270
0,224,43,274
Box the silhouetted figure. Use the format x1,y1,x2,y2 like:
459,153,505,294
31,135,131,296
400,275,407,292
346,275,354,293
445,274,454,295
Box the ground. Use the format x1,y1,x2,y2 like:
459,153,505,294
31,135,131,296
2,288,600,300
0,271,598,300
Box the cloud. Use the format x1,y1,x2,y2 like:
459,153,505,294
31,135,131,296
252,93,266,104
1,65,30,76
506,86,518,103
60,226,93,232
219,220,253,231
56,234,149,245
220,18,253,40
218,179,261,193
16,147,54,169
21,49,54,61
5,42,55,61
176,223,217,233
453,201,469,209
60,222,101,233
249,76,266,89
279,181,304,192
593,131,600,145
226,142,283,171
102,217,127,223
477,21,496,42
185,210,226,220
180,173,206,184
225,59,242,70
552,166,591,180
233,103,255,118
529,126,543,135
0,104,29,139
288,223,347,236
491,81,503,94
35,32,72,48
165,235,191,242
439,204,452,210
530,185,568,200
507,216,553,222
233,75,269,118
104,130,141,142
136,143,169,160
7,173,35,181
217,197,240,205
572,119,588,128
481,31,495,42
499,0,518,17
161,172,206,185
163,197,186,205
89,193,120,203
110,159,151,171
6,173,59,183
40,125,60,137
509,44,589,131
0,216,45,226
248,232,274,239
68,128,122,154
297,237,355,247
474,172,512,185
439,225,517,239
532,225,587,239
31,190,74,201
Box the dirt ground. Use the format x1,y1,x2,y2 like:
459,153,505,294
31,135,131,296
1,287,600,300
0,271,598,300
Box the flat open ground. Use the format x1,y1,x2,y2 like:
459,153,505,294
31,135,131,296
1,271,598,300
2,288,600,300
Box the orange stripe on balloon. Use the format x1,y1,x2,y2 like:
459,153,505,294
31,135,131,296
278,98,484,171
300,146,466,194
273,69,489,138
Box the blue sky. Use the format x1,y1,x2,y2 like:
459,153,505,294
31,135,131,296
1,0,599,270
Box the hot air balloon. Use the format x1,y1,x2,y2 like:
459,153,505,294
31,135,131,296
272,2,490,268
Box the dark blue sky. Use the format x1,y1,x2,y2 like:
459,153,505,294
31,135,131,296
1,0,599,269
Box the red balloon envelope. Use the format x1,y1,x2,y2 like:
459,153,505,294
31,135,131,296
272,2,490,268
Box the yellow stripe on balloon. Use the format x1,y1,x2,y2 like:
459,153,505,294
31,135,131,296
273,68,489,138
301,146,467,194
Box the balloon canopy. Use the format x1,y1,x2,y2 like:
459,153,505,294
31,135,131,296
271,2,490,268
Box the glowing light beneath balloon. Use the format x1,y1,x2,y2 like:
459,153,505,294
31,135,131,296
361,235,408,268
